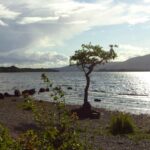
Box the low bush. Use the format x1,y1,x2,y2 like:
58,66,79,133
21,97,35,111
0,74,100,149
17,74,84,149
109,113,135,135
0,124,16,149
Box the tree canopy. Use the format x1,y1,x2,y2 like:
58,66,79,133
70,43,117,75
70,43,117,112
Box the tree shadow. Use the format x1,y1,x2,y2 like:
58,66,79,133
71,107,100,120
14,123,40,133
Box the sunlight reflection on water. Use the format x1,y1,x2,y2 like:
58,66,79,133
1,72,150,114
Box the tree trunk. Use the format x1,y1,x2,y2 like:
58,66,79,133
84,74,90,104
82,64,95,111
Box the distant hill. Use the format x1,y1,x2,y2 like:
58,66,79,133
0,66,59,72
58,54,150,72
2,54,150,72
98,54,150,71
58,65,80,72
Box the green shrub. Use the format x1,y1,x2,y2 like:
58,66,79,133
21,97,35,111
109,113,135,135
17,130,41,150
0,124,15,149
32,98,84,150
0,74,99,149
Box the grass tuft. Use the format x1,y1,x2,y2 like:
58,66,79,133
109,113,135,135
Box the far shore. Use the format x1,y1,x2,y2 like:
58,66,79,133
1,97,150,149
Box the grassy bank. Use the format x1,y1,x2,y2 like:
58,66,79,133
1,97,150,149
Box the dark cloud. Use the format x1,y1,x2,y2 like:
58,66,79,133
0,50,68,67
0,25,34,52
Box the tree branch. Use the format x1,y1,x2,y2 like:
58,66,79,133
81,63,87,75
87,63,96,76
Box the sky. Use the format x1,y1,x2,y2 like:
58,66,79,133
0,0,150,68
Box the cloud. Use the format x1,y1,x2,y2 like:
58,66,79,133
0,0,150,67
116,44,150,61
0,20,7,26
0,49,68,68
18,16,59,24
143,0,150,3
0,3,20,19
0,3,20,26
65,20,87,25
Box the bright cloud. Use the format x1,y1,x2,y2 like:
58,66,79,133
116,44,150,61
0,20,7,26
19,16,59,24
143,0,150,3
0,4,20,19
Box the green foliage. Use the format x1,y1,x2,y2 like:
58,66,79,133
16,127,83,150
70,43,117,67
41,73,53,88
17,74,84,149
52,86,65,101
109,113,135,135
21,97,35,111
31,74,83,149
0,124,15,149
0,74,102,149
128,131,150,143
70,43,117,104
17,130,40,149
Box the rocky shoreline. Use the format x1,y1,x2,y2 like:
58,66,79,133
0,97,150,149
0,87,51,99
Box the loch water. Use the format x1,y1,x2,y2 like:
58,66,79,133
1,72,150,114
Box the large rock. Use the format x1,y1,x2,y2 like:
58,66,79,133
38,88,50,93
4,92,12,97
39,88,46,93
94,98,101,102
46,88,49,92
67,86,72,90
14,89,21,97
22,89,35,96
0,93,4,99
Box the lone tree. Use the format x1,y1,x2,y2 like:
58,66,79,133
70,43,117,112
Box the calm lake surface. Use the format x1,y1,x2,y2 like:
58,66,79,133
1,72,150,114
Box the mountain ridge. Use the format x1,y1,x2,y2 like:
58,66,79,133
0,66,59,72
58,54,150,72
1,54,150,72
